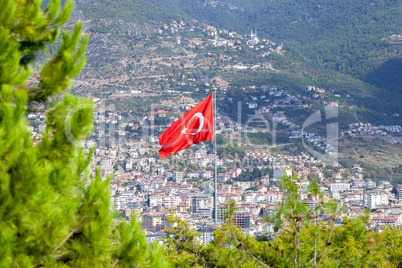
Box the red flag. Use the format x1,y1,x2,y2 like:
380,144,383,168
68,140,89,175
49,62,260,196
158,93,213,159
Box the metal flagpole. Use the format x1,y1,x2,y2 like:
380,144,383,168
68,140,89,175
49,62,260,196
213,89,217,225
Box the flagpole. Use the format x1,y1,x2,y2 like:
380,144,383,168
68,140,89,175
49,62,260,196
213,89,217,225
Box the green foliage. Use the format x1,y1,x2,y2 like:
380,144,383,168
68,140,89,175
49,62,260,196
235,168,269,182
112,217,168,267
362,58,402,94
0,0,166,266
217,142,246,160
264,175,392,267
164,209,266,268
148,0,402,118
79,0,181,25
164,213,204,267
376,228,402,267
165,176,402,267
150,0,401,77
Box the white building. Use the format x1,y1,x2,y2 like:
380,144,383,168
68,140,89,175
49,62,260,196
197,227,214,245
296,179,309,192
365,192,389,209
330,183,350,193
173,172,184,183
163,195,180,210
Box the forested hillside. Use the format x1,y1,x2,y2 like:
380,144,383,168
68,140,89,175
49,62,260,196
147,0,401,75
146,0,402,115
78,0,180,24
69,0,401,120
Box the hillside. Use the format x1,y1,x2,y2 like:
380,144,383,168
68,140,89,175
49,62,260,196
34,0,402,221
63,0,401,122
146,0,402,116
146,0,401,74
77,0,180,25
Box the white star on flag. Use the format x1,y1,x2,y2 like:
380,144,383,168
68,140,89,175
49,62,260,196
180,126,188,135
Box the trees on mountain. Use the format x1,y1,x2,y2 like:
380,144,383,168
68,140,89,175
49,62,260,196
3,0,401,267
164,175,402,267
0,0,166,266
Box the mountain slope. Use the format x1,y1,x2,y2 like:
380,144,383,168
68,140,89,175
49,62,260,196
146,0,401,75
145,0,402,117
77,0,180,23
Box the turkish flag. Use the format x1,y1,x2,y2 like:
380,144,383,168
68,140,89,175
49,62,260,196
158,93,214,159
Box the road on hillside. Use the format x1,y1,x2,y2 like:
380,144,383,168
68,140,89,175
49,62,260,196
203,179,213,194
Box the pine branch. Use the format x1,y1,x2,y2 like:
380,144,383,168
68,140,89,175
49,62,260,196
111,258,120,268
316,218,336,266
46,215,88,262
24,75,40,88
228,221,270,268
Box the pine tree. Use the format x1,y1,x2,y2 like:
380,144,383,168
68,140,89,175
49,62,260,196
165,175,402,267
0,0,167,266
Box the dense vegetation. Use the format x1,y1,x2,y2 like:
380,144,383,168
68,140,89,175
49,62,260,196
147,0,402,118
2,0,402,266
163,175,402,267
79,0,180,24
147,0,401,76
71,0,401,121
0,0,167,266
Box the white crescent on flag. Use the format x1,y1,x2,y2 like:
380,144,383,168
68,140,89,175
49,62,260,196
158,93,213,159
189,112,204,135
